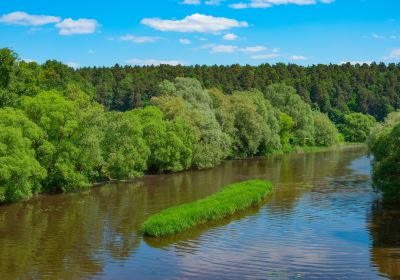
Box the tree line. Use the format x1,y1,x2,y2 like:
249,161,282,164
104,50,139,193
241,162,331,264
0,48,381,203
369,111,400,201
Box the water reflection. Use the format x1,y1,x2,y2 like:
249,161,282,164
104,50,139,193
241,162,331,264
0,146,397,279
369,200,400,279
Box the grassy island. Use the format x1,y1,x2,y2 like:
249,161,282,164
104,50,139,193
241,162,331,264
141,179,273,237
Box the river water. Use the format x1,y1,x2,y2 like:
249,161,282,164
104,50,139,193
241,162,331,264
1,146,399,279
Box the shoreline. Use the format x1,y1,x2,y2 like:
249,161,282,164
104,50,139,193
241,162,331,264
0,143,367,206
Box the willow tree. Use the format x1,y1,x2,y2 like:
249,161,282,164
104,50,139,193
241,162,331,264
264,83,315,145
132,106,194,172
102,111,149,180
0,108,47,202
154,78,230,169
369,111,400,201
21,91,105,192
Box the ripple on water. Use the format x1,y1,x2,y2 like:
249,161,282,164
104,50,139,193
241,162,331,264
0,146,393,279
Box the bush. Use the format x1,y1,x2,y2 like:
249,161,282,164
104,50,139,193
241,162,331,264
342,113,376,142
313,111,340,146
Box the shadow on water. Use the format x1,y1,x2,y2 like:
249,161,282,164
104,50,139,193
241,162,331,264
369,200,400,279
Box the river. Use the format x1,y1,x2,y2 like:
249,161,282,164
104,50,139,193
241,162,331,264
0,146,399,279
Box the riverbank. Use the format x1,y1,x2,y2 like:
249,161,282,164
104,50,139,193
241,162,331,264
141,179,273,237
0,144,364,206
284,143,366,155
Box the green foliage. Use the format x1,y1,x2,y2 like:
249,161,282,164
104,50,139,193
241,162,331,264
264,84,315,145
2,46,386,203
0,48,17,88
133,106,194,172
103,111,149,179
313,111,340,146
21,91,104,192
228,93,266,157
369,111,400,201
0,108,47,202
141,179,273,237
279,112,295,151
154,78,230,169
342,113,376,142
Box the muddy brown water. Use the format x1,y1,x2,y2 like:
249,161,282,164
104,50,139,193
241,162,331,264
1,146,399,279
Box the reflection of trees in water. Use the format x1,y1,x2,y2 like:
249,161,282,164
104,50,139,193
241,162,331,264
265,147,366,214
0,182,146,280
369,200,400,279
0,146,368,279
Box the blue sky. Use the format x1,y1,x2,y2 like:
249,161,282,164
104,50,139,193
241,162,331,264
0,0,399,67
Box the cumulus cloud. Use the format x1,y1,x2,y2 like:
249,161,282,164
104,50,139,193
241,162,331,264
289,55,308,60
141,13,248,33
66,62,80,69
209,45,238,53
372,33,384,39
0,11,60,26
202,44,267,54
56,18,98,35
251,53,280,59
340,60,373,65
383,49,400,60
180,0,201,4
120,34,160,43
205,0,226,5
125,59,185,66
179,38,192,44
229,0,334,9
181,0,225,5
223,33,238,40
240,46,267,53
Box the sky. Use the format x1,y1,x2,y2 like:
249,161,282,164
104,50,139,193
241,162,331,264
0,0,400,67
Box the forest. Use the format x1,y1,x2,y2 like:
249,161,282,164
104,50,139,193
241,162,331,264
1,47,398,203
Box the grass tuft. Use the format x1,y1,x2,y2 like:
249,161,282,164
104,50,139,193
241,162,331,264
141,179,273,237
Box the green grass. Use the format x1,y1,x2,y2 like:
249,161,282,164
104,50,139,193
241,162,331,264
141,179,273,237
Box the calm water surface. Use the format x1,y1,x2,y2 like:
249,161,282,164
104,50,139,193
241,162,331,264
1,146,400,279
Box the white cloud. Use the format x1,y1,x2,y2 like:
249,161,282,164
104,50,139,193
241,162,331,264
205,0,225,5
223,33,238,40
180,0,201,4
340,60,373,65
272,47,281,53
88,50,95,54
120,34,160,43
66,62,80,69
202,44,267,54
56,18,98,35
141,13,248,33
210,45,238,53
125,59,185,66
21,58,36,63
383,49,400,60
180,0,225,5
372,33,384,39
229,2,251,9
289,55,308,60
0,11,60,26
179,38,192,44
229,0,334,9
240,46,267,53
251,53,280,59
